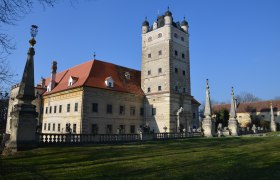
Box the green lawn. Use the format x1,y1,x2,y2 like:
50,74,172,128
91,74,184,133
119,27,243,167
1,137,280,179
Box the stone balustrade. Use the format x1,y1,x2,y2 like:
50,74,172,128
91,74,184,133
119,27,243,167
37,132,202,145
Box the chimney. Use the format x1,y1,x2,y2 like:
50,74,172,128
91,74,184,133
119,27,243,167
40,77,46,88
50,61,57,91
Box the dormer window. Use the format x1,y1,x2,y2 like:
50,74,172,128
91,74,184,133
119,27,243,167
125,72,130,80
105,76,114,88
68,76,78,86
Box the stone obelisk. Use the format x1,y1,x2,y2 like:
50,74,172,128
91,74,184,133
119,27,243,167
228,87,238,136
202,79,215,137
270,102,277,132
2,25,39,154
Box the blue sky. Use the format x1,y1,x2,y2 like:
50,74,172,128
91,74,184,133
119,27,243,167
4,0,280,103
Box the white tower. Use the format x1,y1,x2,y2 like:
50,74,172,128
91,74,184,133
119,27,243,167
141,9,194,133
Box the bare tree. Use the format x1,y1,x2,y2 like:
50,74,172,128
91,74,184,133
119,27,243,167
0,0,56,56
235,92,261,103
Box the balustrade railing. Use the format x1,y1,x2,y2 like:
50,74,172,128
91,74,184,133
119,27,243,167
38,132,202,145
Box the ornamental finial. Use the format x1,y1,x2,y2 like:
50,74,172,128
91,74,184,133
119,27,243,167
29,25,38,47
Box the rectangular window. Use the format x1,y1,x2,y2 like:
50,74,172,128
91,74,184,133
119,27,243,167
158,50,162,55
58,123,61,132
52,123,55,131
106,124,112,134
119,105,125,115
44,123,47,130
175,86,178,92
92,103,98,112
183,70,186,76
152,108,156,115
48,123,51,131
45,107,48,114
183,88,186,93
140,107,144,116
74,103,78,112
107,104,113,114
147,87,151,93
54,106,57,113
67,104,70,112
148,70,151,75
182,53,185,59
119,125,125,134
148,53,151,58
193,113,196,119
175,68,178,73
175,50,178,56
49,106,52,114
158,68,162,74
130,125,135,134
59,105,62,113
181,37,184,41
92,124,98,134
130,106,136,116
158,86,162,91
73,124,77,133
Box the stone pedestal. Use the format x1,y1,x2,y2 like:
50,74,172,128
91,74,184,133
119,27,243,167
3,103,38,154
228,118,238,136
202,117,214,137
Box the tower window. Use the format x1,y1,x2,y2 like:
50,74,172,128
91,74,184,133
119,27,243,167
174,33,178,38
49,106,52,114
183,70,186,76
158,68,162,74
181,37,184,41
54,106,57,113
182,53,185,59
147,87,151,92
45,107,48,114
175,50,178,56
158,50,162,55
158,33,162,38
148,70,151,75
175,68,178,73
148,53,151,58
158,86,162,91
148,37,152,42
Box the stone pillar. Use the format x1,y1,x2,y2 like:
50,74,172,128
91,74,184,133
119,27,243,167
228,87,238,136
2,25,39,154
202,79,215,137
270,102,277,132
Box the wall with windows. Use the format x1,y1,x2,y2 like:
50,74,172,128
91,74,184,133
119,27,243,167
82,87,144,134
42,87,83,134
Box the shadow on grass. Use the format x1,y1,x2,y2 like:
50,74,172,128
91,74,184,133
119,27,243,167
1,137,280,179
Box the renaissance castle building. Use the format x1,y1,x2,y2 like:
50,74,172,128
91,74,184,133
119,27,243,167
6,9,200,134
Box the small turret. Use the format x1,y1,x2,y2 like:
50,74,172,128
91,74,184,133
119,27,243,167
142,17,149,34
164,7,173,25
181,17,189,33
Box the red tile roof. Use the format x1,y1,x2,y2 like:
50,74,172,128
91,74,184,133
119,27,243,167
43,59,144,96
213,100,280,113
